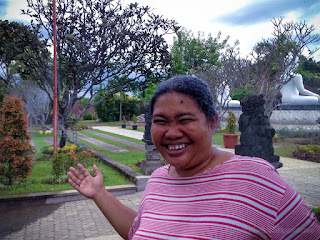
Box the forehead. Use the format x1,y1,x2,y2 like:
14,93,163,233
153,92,200,113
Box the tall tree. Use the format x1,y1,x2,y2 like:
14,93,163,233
246,18,320,118
195,42,246,119
170,28,229,75
0,20,49,105
10,79,52,131
23,0,178,147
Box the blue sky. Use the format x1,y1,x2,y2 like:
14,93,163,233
1,0,319,60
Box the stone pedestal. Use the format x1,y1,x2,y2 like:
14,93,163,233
73,132,78,143
140,105,165,175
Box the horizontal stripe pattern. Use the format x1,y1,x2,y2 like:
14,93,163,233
129,155,320,239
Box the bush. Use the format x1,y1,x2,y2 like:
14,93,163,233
0,96,34,185
83,112,95,120
292,144,320,163
51,153,65,178
50,148,97,181
224,110,237,134
95,94,144,122
132,114,137,124
277,127,319,141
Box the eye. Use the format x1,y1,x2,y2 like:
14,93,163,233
152,119,167,125
179,118,193,124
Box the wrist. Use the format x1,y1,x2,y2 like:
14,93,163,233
92,187,110,202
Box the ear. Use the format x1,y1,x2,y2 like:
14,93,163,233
209,114,218,132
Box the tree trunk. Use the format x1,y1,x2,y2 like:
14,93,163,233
59,130,68,148
119,100,122,122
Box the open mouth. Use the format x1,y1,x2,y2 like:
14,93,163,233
167,143,189,151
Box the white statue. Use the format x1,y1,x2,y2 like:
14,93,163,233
218,85,240,107
280,74,320,105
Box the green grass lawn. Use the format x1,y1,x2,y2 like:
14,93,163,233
74,136,144,173
0,132,132,196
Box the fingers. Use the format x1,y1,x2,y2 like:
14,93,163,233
77,163,91,178
68,178,80,191
67,168,83,187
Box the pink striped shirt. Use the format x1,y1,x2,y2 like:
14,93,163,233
129,155,320,239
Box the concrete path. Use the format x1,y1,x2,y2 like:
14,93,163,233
86,130,144,151
92,126,144,140
76,132,128,153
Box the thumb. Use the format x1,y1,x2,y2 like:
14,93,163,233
93,164,102,176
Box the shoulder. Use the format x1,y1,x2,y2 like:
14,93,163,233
216,155,288,191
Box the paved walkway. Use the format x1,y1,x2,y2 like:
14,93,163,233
86,130,144,151
92,126,144,140
2,126,320,239
77,132,128,152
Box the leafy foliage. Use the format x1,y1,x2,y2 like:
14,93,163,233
0,96,34,185
95,94,143,122
292,144,320,163
0,20,48,90
296,55,320,92
224,110,237,134
170,28,228,75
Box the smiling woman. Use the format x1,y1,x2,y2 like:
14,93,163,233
67,76,320,239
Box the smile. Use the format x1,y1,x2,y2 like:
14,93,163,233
167,143,189,151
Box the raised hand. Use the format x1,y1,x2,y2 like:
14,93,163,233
67,163,105,199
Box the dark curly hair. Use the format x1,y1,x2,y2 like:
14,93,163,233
150,75,217,122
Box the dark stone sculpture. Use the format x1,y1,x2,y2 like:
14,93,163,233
235,94,283,169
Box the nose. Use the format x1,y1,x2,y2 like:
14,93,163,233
164,124,183,140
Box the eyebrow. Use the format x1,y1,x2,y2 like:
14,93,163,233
152,112,196,119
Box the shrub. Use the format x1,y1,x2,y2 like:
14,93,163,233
122,116,127,123
94,94,143,122
292,144,320,163
0,96,34,185
51,153,65,178
83,112,95,120
132,114,137,124
224,110,237,134
50,148,97,181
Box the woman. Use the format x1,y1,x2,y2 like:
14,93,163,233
68,76,320,239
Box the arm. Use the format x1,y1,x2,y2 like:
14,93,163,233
67,164,137,240
272,183,320,239
293,75,320,99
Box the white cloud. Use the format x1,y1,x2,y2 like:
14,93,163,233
4,0,31,22
4,0,320,60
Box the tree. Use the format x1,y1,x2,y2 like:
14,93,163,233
195,42,246,119
10,79,52,131
296,55,320,92
23,0,178,147
0,20,49,92
0,96,34,185
246,18,320,118
170,28,229,75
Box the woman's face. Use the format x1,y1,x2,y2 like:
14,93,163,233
151,92,216,172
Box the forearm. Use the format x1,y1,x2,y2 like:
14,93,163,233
93,188,137,240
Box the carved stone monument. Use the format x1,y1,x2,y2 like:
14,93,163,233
140,105,164,175
235,95,282,169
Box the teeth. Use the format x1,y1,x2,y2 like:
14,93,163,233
168,144,188,151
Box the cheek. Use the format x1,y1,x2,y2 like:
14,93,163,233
150,125,162,143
